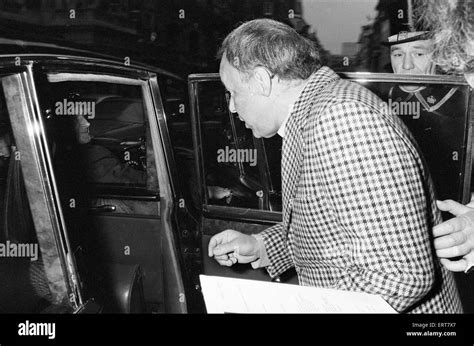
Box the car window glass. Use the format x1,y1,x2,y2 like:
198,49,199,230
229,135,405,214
349,80,471,202
196,81,267,209
39,79,158,196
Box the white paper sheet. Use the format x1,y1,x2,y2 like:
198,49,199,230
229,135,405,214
199,275,397,313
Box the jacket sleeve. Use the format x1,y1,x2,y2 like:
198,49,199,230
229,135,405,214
315,100,438,312
259,223,294,277
85,145,146,185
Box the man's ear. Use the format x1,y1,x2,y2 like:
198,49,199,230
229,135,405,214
250,66,272,97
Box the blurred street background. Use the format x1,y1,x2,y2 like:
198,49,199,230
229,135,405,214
0,0,417,77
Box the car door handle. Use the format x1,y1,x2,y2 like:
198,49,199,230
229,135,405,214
89,204,116,212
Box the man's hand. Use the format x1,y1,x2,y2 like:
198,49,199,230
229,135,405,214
434,200,474,272
208,229,260,267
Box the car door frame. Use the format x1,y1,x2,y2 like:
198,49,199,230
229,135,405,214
188,73,282,224
188,73,286,304
2,56,190,313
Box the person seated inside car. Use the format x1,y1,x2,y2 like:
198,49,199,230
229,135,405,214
76,114,146,185
52,114,146,187
385,30,468,200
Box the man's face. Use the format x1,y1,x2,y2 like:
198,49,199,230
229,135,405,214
75,115,92,144
391,39,434,92
219,56,278,138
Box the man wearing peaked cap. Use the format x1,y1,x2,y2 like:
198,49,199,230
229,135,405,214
385,29,467,206
385,29,461,114
385,31,431,45
385,31,435,91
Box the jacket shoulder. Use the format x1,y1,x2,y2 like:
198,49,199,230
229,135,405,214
321,77,382,110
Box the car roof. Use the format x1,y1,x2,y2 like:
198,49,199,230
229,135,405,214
0,38,184,81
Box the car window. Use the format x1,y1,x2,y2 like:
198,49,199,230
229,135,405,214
38,76,159,198
194,80,269,210
350,78,471,202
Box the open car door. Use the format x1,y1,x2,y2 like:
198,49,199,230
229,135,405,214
32,63,187,313
188,74,296,293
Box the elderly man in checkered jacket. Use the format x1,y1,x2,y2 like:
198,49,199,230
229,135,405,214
208,18,462,313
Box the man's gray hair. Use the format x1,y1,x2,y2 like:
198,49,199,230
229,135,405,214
415,0,473,73
217,18,321,80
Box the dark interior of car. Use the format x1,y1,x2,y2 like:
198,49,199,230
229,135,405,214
33,76,165,313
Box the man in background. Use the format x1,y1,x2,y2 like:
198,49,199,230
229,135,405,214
386,30,468,202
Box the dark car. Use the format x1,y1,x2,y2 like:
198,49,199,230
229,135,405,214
0,39,473,314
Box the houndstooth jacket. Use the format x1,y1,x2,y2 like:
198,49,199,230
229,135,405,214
260,66,463,313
